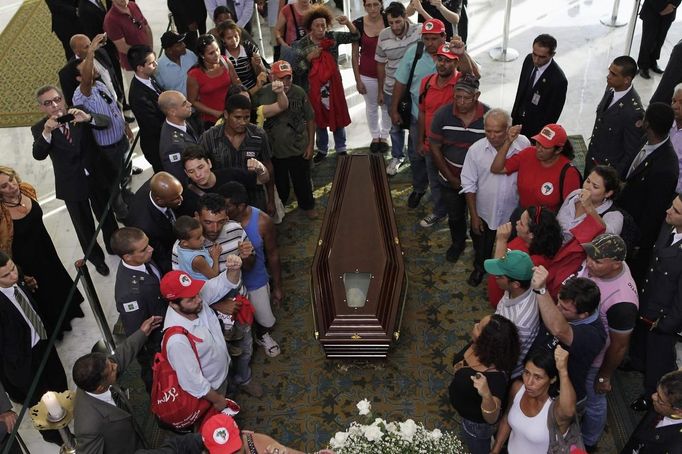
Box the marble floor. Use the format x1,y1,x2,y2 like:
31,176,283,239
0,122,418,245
1,0,680,451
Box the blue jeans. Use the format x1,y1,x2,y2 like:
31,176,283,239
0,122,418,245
581,366,606,446
383,92,409,160
424,153,447,217
316,127,346,154
460,418,495,454
408,120,428,193
228,322,253,387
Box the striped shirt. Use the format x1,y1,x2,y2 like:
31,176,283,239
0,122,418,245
374,22,421,94
73,81,126,146
199,123,271,171
495,288,540,378
429,102,489,185
225,42,260,89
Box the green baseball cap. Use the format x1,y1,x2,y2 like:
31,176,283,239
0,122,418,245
581,233,627,261
484,250,534,281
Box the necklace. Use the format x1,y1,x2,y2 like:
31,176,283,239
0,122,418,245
1,195,25,208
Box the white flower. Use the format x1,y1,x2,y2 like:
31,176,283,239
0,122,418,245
356,399,371,416
329,431,349,449
385,422,398,433
430,428,443,440
398,419,417,441
363,424,383,442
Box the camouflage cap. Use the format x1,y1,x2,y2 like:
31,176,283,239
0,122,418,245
581,233,627,261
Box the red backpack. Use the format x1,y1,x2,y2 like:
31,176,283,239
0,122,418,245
150,326,217,430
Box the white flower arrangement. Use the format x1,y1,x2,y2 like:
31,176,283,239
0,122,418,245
328,400,467,453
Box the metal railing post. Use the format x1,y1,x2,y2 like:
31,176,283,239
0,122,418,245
76,260,116,355
489,0,518,62
600,0,627,27
624,0,642,55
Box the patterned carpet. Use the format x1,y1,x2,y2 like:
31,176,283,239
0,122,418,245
116,143,644,453
0,0,63,128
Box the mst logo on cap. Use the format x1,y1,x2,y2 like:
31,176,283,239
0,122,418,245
540,127,555,140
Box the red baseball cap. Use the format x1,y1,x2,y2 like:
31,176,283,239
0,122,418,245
532,124,568,148
201,414,242,454
159,270,205,300
436,43,459,60
422,18,445,35
271,60,292,78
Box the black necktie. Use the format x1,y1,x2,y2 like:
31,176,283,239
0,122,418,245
602,89,614,113
14,286,47,340
186,123,197,142
144,262,159,280
164,208,175,225
150,77,163,94
110,384,149,448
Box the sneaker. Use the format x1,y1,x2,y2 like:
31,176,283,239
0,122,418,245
240,380,264,398
419,213,446,228
407,190,425,209
255,333,281,357
313,152,327,164
386,157,403,176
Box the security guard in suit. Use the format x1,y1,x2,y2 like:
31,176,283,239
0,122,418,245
110,227,167,392
159,91,201,185
585,56,646,179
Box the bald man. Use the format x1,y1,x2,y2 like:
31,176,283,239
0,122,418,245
158,91,199,184
124,172,185,273
58,34,126,107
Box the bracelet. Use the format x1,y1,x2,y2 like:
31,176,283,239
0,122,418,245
481,402,498,414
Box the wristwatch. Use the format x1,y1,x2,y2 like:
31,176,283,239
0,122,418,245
532,287,547,295
598,377,609,383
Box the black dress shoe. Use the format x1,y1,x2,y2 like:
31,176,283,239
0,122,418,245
369,142,380,153
651,64,664,74
630,396,651,412
313,152,327,164
467,269,485,286
124,115,136,123
378,142,390,153
639,68,651,79
132,166,143,175
94,262,110,276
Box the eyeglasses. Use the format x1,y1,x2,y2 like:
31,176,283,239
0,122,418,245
41,96,63,107
129,15,143,29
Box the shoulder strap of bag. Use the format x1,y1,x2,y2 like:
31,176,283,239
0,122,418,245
419,73,436,104
559,162,582,202
290,4,303,37
405,41,424,91
161,326,204,371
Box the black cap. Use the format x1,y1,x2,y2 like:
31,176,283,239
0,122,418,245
161,31,186,49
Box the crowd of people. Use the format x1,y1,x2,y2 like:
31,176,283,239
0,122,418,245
0,0,681,453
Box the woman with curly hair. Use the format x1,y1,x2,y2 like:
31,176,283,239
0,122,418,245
292,5,359,163
487,205,562,307
449,314,520,454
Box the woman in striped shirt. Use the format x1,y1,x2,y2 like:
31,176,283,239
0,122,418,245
218,20,266,95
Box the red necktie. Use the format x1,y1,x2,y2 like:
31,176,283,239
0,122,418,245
60,124,72,144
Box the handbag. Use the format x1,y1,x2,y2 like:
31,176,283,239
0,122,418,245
397,42,424,130
150,326,217,430
546,398,586,454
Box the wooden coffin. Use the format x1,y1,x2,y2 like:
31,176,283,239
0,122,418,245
311,153,408,358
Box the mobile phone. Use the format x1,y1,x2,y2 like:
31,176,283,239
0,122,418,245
56,114,75,124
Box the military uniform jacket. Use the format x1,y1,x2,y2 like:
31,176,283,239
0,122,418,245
159,121,199,185
114,261,167,337
586,87,645,178
74,330,148,454
639,223,682,334
620,409,682,454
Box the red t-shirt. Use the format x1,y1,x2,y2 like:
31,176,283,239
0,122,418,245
103,2,149,70
486,237,552,308
188,57,233,123
418,72,461,148
504,146,581,212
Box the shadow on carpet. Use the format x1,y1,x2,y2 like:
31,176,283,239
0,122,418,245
119,147,642,453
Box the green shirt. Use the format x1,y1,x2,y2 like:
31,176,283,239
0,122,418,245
252,83,314,159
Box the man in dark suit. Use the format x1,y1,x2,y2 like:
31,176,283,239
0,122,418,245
618,102,680,287
110,227,167,392
636,0,680,79
59,34,126,109
31,85,117,276
629,195,682,413
128,45,165,172
622,370,682,453
158,90,199,185
167,0,207,52
651,39,682,104
585,56,646,178
45,0,83,60
0,252,68,446
511,34,568,138
124,172,184,274
72,315,162,454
